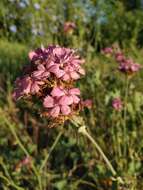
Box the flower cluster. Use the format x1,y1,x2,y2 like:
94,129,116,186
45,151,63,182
112,98,122,111
13,45,89,125
101,47,141,75
117,57,141,74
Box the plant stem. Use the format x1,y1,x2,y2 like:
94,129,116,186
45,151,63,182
0,174,24,190
40,131,63,172
1,160,26,190
116,121,122,159
123,75,129,157
78,126,117,176
4,119,42,190
111,112,117,161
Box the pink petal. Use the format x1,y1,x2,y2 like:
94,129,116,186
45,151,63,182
32,70,44,78
37,64,46,71
37,81,45,85
51,87,65,97
55,69,65,78
23,78,32,94
62,74,70,81
49,65,65,78
42,71,50,78
69,88,80,95
131,64,140,72
46,61,55,69
61,105,71,115
49,106,60,117
82,99,92,108
48,65,59,73
43,96,54,108
70,72,80,80
12,90,22,101
78,68,85,75
53,47,64,57
31,82,40,94
72,95,80,104
66,66,74,72
59,95,73,105
29,51,36,60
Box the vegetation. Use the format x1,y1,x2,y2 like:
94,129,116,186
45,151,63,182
0,0,143,189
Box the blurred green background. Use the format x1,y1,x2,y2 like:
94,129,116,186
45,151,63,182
1,0,143,190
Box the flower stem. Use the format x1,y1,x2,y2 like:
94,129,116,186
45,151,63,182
0,159,25,190
0,174,24,190
40,131,63,172
4,118,42,190
78,126,117,176
123,75,129,157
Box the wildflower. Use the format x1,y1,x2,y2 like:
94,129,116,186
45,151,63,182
13,76,44,100
28,46,85,81
63,21,76,34
43,87,80,118
115,52,125,62
118,58,141,74
82,99,92,109
101,47,141,75
101,47,113,56
49,47,84,80
15,156,32,172
13,45,87,125
28,46,51,61
112,98,122,111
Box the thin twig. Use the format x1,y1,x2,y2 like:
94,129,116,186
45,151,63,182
40,131,63,172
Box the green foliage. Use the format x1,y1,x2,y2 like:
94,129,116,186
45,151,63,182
0,39,28,81
1,0,143,49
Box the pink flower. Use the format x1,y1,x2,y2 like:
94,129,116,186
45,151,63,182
43,95,71,117
115,52,125,62
130,63,141,72
46,46,85,81
28,46,85,82
51,87,80,105
43,87,81,117
15,156,32,172
112,98,122,111
51,87,65,97
82,99,92,109
32,64,50,80
13,76,44,100
101,47,113,56
63,21,76,34
13,77,31,100
68,88,80,103
118,59,141,74
28,47,52,62
21,156,32,166
29,51,37,60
